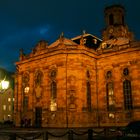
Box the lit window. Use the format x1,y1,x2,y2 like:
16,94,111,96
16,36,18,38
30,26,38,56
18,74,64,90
93,39,97,44
50,100,57,111
9,105,11,111
8,98,11,102
3,105,6,110
50,81,57,111
24,87,29,93
109,113,115,119
107,82,115,111
13,98,15,102
8,115,11,118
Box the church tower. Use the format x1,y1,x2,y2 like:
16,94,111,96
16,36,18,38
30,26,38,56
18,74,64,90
102,5,134,43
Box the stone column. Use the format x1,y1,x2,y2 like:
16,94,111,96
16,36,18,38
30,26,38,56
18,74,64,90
29,71,34,126
15,73,22,127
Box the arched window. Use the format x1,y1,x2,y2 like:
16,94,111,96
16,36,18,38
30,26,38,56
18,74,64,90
109,14,114,25
50,69,57,111
50,81,57,111
106,71,112,79
23,73,30,109
51,81,57,100
35,71,43,86
123,68,132,110
50,70,56,79
123,80,132,110
123,68,129,76
87,81,91,111
87,70,90,78
23,97,28,109
106,82,115,111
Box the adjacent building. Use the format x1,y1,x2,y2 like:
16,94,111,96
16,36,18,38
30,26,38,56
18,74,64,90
0,68,14,123
14,5,140,128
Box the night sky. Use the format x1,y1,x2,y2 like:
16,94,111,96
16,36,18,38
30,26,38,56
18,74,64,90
0,0,140,72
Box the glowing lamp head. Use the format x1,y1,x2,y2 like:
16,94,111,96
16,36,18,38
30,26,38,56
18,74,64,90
1,80,9,90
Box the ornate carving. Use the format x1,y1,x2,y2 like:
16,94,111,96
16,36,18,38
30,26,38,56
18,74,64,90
23,73,29,85
80,36,86,45
68,75,76,86
34,70,43,98
32,40,48,55
68,90,77,110
19,48,25,61
35,71,43,86
35,86,42,98
129,60,138,65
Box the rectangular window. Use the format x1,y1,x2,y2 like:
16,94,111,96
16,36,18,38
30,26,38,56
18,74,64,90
3,105,6,110
9,105,11,111
87,82,91,112
24,96,28,109
123,80,133,110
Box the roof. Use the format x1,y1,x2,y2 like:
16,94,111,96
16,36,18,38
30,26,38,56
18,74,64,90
48,37,78,48
105,4,125,11
71,33,102,50
72,33,102,41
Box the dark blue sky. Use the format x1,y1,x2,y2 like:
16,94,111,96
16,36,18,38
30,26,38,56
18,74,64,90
0,0,140,72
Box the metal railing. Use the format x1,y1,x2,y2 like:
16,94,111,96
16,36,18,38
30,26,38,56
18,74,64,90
0,128,124,140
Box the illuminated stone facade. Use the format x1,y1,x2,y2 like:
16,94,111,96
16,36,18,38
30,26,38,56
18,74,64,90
14,5,140,127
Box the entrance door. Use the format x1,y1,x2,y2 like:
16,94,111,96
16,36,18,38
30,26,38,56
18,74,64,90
35,107,42,127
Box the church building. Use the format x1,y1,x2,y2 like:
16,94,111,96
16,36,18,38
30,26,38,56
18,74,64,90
14,5,140,128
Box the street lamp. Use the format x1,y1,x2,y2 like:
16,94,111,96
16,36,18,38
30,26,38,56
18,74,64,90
1,80,9,89
0,77,9,93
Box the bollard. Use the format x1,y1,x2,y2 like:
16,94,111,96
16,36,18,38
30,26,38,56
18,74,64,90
88,129,93,140
68,130,73,140
9,134,16,140
44,132,48,140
